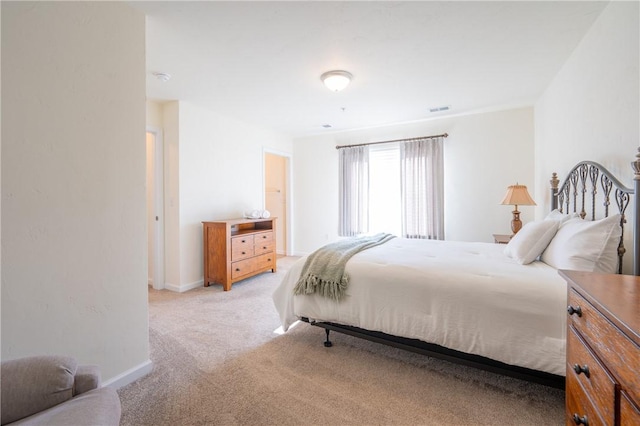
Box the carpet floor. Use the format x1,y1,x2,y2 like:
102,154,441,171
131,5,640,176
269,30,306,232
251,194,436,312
118,256,564,425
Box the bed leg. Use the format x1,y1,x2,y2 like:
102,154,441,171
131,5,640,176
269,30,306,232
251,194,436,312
324,329,333,347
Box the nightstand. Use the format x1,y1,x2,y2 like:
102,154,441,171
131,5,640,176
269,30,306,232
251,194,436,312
492,234,512,244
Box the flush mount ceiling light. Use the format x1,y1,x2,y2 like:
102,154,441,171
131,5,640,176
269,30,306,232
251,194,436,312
321,70,353,92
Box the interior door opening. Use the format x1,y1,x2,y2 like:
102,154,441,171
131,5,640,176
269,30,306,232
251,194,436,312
146,129,165,289
264,151,291,256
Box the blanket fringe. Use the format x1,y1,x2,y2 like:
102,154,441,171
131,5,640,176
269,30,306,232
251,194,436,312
293,274,349,301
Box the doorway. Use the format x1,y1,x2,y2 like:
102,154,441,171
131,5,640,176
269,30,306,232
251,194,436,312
146,128,165,289
264,150,291,255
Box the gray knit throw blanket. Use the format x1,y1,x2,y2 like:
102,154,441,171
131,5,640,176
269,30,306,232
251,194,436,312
293,233,396,301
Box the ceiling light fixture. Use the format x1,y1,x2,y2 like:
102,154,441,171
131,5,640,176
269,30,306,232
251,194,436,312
321,70,353,92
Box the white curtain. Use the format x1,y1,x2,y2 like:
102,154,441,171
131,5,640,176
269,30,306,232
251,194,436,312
400,137,444,239
339,146,369,236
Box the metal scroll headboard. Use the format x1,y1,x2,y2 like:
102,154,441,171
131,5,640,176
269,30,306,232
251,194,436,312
549,150,640,276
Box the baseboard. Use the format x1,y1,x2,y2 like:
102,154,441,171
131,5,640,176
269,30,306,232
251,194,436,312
103,359,153,389
164,279,203,293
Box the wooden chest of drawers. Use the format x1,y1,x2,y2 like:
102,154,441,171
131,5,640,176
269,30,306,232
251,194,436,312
560,270,640,426
203,218,276,291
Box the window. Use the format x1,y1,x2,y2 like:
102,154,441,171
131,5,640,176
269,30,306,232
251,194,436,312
369,144,401,236
339,136,444,239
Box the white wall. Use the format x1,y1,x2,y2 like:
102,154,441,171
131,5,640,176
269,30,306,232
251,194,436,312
146,100,164,129
534,1,639,272
162,101,181,289
1,2,150,382
146,133,155,285
151,102,294,291
293,107,535,254
0,0,3,334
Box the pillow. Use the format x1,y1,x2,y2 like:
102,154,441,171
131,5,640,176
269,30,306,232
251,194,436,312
504,220,560,264
541,214,622,273
545,209,580,223
1,355,77,425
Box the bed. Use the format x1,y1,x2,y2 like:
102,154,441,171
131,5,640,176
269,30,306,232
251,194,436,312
273,151,640,389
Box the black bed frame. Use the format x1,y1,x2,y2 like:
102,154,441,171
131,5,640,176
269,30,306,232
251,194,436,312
305,149,640,389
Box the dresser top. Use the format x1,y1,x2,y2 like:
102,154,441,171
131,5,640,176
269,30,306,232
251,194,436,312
202,217,276,225
560,270,639,345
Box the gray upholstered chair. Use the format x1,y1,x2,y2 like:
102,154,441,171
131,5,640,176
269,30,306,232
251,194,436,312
1,355,121,425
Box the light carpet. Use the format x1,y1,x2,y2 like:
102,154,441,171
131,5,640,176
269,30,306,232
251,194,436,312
118,256,564,425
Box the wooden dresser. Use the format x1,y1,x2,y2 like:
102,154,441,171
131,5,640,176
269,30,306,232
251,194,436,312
560,270,640,426
202,218,276,291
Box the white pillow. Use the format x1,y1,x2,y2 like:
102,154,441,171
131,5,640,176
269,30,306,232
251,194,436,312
504,220,560,264
541,214,622,273
545,209,580,223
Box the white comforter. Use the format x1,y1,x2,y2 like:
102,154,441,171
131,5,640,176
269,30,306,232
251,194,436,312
273,238,567,376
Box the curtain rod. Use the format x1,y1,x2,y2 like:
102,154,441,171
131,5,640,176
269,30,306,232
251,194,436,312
335,133,448,150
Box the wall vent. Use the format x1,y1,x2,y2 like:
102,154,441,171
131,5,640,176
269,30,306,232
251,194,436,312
429,105,450,113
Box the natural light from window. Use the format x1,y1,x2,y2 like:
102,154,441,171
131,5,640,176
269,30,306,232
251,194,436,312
369,144,402,236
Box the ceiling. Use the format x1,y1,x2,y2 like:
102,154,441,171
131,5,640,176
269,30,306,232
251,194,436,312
133,1,608,138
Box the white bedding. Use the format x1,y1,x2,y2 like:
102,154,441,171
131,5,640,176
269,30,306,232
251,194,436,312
273,238,567,376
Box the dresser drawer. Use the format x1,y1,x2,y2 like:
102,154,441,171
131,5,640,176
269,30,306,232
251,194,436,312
254,231,273,243
231,235,255,261
567,288,640,403
567,326,615,424
255,252,276,270
254,241,275,255
566,375,606,426
231,257,257,279
621,391,640,425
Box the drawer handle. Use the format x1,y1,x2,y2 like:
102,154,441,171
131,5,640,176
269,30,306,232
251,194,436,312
572,413,588,425
262,235,267,239
241,240,246,243
263,246,267,250
235,268,240,272
242,251,246,255
567,305,582,317
573,364,590,378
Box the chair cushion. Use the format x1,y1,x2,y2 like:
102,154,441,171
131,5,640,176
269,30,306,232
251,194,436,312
1,356,77,425
8,387,121,426
73,365,101,396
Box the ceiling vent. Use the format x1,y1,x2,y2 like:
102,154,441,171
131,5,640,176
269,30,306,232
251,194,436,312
152,72,172,82
429,105,450,113
321,124,333,128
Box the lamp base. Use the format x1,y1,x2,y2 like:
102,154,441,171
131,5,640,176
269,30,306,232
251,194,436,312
511,209,522,234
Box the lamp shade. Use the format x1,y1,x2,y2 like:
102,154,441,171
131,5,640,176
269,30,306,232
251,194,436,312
321,70,352,92
500,184,536,206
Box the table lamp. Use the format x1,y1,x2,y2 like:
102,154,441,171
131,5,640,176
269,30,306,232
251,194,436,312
500,184,536,234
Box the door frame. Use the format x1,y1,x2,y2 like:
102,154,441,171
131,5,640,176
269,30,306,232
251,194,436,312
147,126,165,290
262,148,293,256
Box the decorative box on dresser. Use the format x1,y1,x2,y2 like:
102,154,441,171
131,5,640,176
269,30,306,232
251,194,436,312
560,270,640,426
202,218,276,291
